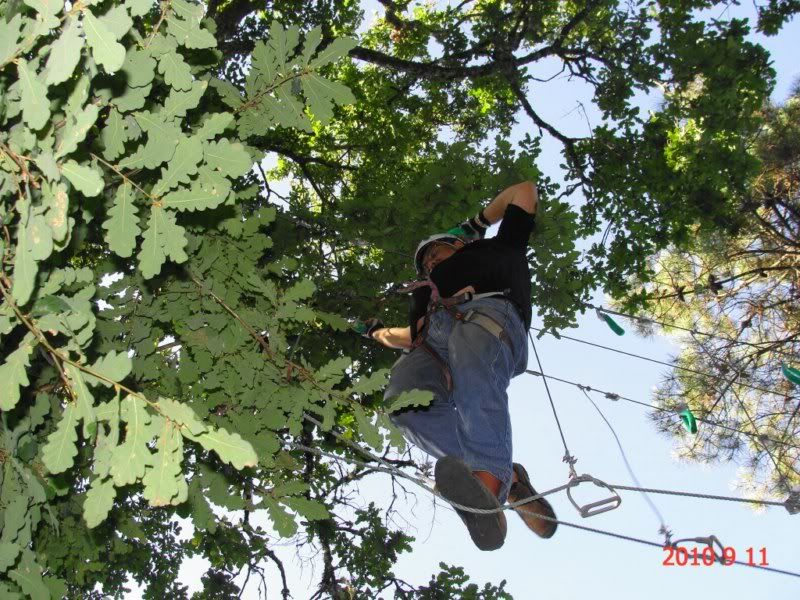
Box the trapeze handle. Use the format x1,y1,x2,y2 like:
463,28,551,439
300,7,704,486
566,474,622,518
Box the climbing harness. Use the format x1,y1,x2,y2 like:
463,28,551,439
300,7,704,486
395,279,516,392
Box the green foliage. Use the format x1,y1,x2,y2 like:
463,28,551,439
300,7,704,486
83,478,116,528
41,403,79,474
612,93,800,499
102,181,139,256
233,21,358,137
0,2,392,596
416,563,513,599
387,389,435,413
1,0,796,596
137,205,189,278
0,332,34,410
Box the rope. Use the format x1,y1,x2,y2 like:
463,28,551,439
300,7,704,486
523,369,800,451
527,331,578,476
530,326,792,399
583,302,798,361
298,414,790,511
298,414,570,515
292,428,800,580
606,484,787,508
577,387,669,532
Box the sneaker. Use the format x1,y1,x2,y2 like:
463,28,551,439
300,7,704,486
507,463,558,539
434,456,507,551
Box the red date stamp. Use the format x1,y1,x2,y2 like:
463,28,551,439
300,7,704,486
663,546,768,567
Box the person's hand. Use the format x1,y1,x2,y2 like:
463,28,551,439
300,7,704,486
447,213,488,242
352,318,384,339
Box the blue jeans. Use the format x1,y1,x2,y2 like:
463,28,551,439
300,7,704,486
385,298,528,503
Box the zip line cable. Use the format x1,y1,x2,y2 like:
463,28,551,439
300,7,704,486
532,513,800,580
292,417,800,580
584,301,799,361
577,387,669,534
530,321,800,478
527,330,578,476
522,369,800,451
297,414,571,515
521,333,799,506
606,484,788,508
529,326,795,400
299,412,796,513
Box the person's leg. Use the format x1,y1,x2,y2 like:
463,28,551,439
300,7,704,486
384,314,463,460
448,299,527,503
389,398,461,460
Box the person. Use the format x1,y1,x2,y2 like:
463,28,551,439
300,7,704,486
357,181,558,551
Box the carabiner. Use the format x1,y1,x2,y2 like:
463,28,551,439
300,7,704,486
671,535,726,564
566,474,622,518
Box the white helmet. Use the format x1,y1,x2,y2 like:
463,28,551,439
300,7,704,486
414,233,462,277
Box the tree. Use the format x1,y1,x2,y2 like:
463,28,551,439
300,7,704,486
211,0,786,316
1,0,798,597
610,90,800,499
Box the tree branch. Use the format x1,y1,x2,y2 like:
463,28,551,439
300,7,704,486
506,77,591,189
262,547,290,600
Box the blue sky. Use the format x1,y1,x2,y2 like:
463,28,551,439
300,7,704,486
166,2,800,598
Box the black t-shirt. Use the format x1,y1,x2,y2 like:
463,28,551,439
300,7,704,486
409,204,535,335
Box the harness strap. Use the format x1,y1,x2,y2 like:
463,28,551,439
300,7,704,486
462,309,515,355
410,306,514,392
401,281,515,392
434,289,511,308
420,340,453,391
411,310,454,392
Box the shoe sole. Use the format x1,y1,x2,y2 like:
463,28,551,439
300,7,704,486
435,457,506,551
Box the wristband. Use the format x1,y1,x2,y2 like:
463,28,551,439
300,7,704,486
466,216,485,234
474,209,491,229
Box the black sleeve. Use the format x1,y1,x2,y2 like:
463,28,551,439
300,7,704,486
408,285,432,339
496,203,535,252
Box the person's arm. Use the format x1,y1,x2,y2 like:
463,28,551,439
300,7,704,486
371,326,413,350
481,181,538,223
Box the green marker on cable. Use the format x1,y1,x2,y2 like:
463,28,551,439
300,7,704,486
677,405,698,434
595,309,625,336
782,362,800,386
